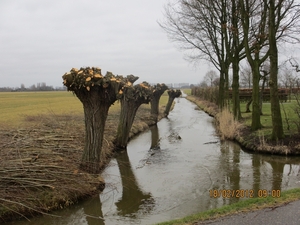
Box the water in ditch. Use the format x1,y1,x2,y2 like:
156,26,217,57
7,96,300,225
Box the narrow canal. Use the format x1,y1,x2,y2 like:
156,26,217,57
8,95,300,225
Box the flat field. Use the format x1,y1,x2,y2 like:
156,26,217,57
0,91,83,127
0,91,168,222
0,91,169,127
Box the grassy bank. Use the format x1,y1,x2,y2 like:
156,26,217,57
156,188,300,225
157,89,300,225
0,91,168,222
185,93,300,155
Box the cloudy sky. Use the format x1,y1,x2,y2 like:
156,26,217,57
0,0,210,88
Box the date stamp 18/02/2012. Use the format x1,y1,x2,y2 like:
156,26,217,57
209,189,281,198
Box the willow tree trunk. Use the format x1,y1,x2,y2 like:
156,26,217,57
164,97,175,116
115,82,152,151
164,90,181,116
150,95,160,121
115,100,140,150
76,88,111,173
150,88,167,123
269,0,284,140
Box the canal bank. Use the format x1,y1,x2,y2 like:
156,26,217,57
0,103,167,223
6,94,300,225
186,95,300,156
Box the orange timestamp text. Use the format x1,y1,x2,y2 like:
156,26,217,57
209,189,281,198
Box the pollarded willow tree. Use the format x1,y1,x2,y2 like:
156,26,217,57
62,67,125,173
164,89,182,116
115,82,153,150
150,83,169,123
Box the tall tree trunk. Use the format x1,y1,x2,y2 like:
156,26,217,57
260,75,267,115
232,59,241,119
219,69,226,109
269,0,284,140
251,61,262,130
231,0,241,120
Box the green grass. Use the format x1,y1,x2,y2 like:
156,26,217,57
156,188,300,225
239,100,300,136
182,88,191,95
0,92,83,127
0,91,169,127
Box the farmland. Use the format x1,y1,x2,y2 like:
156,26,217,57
0,91,169,126
0,91,168,222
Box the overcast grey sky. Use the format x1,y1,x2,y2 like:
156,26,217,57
0,0,210,88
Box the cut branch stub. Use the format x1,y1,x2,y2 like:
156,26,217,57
150,83,169,123
164,89,182,116
167,89,182,98
153,83,168,95
125,74,139,84
119,81,153,103
62,67,125,94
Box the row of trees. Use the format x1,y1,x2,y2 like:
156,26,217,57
0,83,66,92
160,0,300,140
62,67,181,173
201,62,300,90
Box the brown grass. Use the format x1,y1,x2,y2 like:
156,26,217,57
0,94,167,222
187,94,300,155
216,107,244,140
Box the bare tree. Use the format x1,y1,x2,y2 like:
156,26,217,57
239,0,270,130
239,0,300,134
204,70,218,87
160,0,234,108
240,63,253,88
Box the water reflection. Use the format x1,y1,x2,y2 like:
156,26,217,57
252,154,261,196
150,125,160,150
83,196,104,225
5,97,300,225
115,151,154,217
